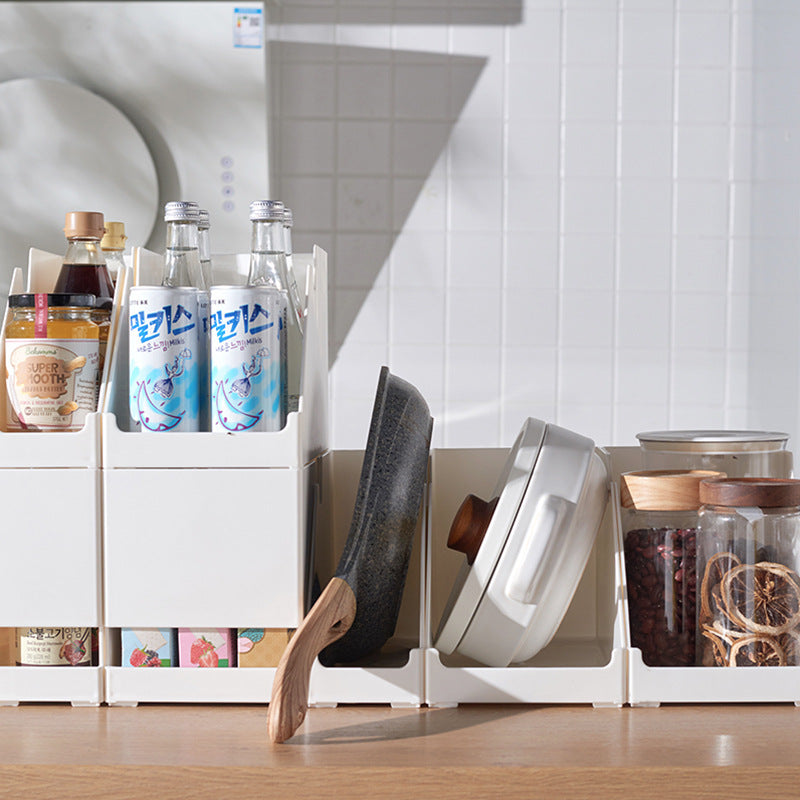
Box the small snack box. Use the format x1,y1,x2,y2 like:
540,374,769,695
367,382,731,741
121,628,177,668
178,629,234,668
237,628,293,668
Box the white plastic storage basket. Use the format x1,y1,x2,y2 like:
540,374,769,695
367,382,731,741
102,247,329,705
608,446,800,707
0,248,123,705
424,447,627,708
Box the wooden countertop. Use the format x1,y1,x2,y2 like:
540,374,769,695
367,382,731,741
2,703,800,798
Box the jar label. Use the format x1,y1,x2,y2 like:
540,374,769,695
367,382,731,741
6,339,100,431
34,293,47,339
15,627,92,666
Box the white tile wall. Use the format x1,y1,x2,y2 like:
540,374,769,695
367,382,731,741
267,0,800,451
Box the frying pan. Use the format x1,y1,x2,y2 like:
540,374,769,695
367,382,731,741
268,366,433,743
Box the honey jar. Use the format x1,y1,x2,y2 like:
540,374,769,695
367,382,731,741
4,292,100,432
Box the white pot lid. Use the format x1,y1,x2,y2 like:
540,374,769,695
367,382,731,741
434,418,609,667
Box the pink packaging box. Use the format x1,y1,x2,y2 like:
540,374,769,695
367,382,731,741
177,628,235,668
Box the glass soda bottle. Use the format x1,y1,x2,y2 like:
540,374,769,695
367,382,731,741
163,201,209,428
198,209,213,291
246,200,290,417
282,207,305,336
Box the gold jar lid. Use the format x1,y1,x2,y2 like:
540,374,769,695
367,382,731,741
101,221,127,250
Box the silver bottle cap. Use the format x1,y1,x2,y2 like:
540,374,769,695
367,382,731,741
164,201,200,222
198,209,210,230
283,207,293,228
249,199,284,222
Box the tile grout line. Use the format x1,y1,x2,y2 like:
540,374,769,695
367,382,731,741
388,17,397,374
612,0,623,444
499,23,510,446
442,19,454,448
724,0,737,427
555,0,566,428
668,0,679,429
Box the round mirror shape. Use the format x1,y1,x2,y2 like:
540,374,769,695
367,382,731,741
0,77,159,293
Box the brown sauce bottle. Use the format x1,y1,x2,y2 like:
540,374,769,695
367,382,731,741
54,211,114,307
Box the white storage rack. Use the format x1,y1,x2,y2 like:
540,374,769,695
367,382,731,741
306,450,425,709
424,447,627,708
101,247,329,705
607,447,800,707
0,248,119,706
4,247,797,709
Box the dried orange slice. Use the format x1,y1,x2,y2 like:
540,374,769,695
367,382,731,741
700,551,741,622
702,620,748,646
721,562,800,635
710,584,746,631
700,628,728,667
728,634,786,666
779,629,800,666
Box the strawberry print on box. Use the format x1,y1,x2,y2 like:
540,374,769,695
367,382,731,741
122,628,177,667
178,629,234,668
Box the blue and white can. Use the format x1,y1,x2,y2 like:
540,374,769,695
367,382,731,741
209,285,287,432
196,289,210,429
128,286,200,432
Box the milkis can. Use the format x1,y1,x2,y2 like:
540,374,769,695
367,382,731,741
196,290,210,430
210,285,287,432
129,286,200,432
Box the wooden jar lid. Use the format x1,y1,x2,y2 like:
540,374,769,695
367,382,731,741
699,477,800,508
620,470,726,511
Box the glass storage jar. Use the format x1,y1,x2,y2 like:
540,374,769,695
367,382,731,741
621,470,724,667
697,478,800,667
4,292,100,432
636,430,791,478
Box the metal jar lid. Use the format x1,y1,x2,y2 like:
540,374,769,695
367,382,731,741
164,201,200,222
249,199,284,222
699,477,800,508
637,430,789,453
8,292,96,309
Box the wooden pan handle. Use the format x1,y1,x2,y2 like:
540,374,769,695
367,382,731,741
268,577,356,743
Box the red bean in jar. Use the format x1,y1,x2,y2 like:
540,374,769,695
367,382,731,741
620,470,724,667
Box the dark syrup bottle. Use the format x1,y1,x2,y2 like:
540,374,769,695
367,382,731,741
54,211,114,307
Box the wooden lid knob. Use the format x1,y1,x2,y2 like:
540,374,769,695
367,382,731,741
447,494,499,564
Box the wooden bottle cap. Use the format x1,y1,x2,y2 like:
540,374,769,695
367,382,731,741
447,494,499,564
699,477,800,508
620,470,726,511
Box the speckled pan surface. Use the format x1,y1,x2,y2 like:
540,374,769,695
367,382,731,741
320,366,433,666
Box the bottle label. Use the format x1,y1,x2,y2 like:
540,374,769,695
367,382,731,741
209,286,286,432
6,339,100,431
128,287,200,432
16,627,92,666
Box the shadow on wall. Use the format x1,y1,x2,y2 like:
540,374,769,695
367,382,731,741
269,41,486,365
275,1,522,27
